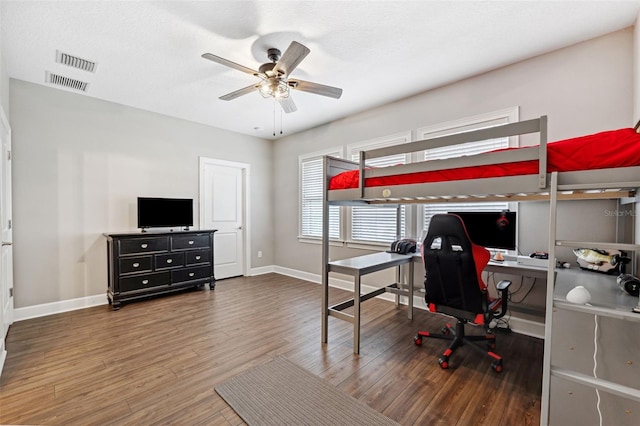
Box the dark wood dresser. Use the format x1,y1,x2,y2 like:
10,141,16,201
105,229,217,310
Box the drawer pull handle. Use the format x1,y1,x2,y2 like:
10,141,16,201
189,272,195,277
142,279,149,284
133,263,140,268
166,259,173,264
188,240,194,245
195,256,201,260
141,244,148,249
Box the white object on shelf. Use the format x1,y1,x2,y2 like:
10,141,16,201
565,285,591,304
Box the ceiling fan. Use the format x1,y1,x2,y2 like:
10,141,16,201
202,41,342,113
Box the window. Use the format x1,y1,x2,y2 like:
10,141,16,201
417,108,519,245
299,148,342,239
297,108,520,250
348,132,411,244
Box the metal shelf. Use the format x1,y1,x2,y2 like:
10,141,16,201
555,240,640,252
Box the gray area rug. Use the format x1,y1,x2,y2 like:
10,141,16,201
215,356,400,426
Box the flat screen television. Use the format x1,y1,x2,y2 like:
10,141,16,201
137,197,193,230
448,211,517,250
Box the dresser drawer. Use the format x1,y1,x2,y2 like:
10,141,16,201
172,265,213,283
155,252,185,270
171,234,210,250
119,256,152,275
119,272,171,293
186,249,211,266
119,237,169,255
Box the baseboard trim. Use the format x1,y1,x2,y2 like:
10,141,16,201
14,294,107,322
248,265,276,276
10,266,545,339
0,348,6,378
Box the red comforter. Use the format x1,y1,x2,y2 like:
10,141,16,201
329,128,640,190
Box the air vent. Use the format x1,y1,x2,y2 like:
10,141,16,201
56,51,97,73
46,72,89,92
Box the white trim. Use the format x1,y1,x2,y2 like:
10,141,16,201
249,265,275,276
346,130,412,156
417,106,520,150
298,145,345,162
0,347,6,378
416,106,520,138
13,294,107,322
199,157,251,276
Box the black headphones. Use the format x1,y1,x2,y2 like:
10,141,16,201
617,274,640,297
388,239,417,255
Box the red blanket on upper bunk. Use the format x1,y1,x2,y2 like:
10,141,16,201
328,128,640,190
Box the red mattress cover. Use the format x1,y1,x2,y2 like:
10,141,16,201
329,128,640,190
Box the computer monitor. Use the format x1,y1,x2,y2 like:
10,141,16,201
448,211,517,250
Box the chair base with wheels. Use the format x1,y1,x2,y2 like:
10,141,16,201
414,319,503,372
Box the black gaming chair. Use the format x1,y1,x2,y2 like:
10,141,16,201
414,214,511,372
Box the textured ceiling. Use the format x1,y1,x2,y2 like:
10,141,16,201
2,1,639,139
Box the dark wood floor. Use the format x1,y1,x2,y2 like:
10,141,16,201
0,274,542,425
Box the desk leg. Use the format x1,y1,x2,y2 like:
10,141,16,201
408,261,414,320
394,265,401,306
322,272,328,344
354,272,361,355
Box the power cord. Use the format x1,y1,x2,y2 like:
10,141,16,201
593,314,603,426
510,278,536,303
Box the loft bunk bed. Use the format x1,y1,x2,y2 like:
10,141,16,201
319,115,640,425
323,116,640,205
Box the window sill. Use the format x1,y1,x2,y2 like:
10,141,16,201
297,236,345,247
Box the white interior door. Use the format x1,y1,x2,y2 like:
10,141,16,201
1,110,11,244
200,158,248,279
0,107,12,363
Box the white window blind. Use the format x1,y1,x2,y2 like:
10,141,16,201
350,151,406,243
423,136,507,160
300,155,340,239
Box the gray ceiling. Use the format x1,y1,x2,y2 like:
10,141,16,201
2,1,639,139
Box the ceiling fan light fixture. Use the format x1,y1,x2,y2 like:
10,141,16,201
259,79,289,99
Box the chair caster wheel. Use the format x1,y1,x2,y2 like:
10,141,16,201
438,357,449,369
491,360,503,373
413,335,422,346
441,326,450,335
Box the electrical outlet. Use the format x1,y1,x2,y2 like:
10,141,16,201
257,251,263,258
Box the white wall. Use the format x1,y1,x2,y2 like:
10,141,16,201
10,80,274,308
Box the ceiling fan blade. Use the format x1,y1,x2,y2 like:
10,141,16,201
273,41,310,77
202,53,259,75
219,84,258,101
289,79,343,99
277,96,297,113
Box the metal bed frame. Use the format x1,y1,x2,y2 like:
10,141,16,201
319,115,640,425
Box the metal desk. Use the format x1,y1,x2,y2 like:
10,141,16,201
323,252,415,354
485,259,548,279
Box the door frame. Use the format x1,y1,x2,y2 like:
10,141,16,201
199,157,251,277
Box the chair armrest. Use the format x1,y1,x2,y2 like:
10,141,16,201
496,280,511,291
494,280,512,319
